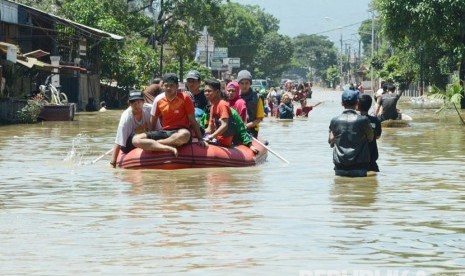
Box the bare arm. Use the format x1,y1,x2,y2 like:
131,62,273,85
313,101,323,108
246,118,263,129
150,114,159,131
328,130,335,147
210,118,228,139
187,113,205,142
110,144,121,168
374,98,382,117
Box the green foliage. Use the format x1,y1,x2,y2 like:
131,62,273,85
14,0,60,13
375,0,465,91
114,36,159,89
378,54,416,89
291,34,338,81
358,19,374,57
253,32,293,79
17,99,44,123
429,75,465,125
370,54,384,71
212,3,266,70
163,60,213,81
153,0,224,74
326,65,340,88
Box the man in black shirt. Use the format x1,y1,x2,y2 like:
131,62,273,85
329,90,374,177
185,70,208,111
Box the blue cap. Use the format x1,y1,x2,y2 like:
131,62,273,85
341,89,358,104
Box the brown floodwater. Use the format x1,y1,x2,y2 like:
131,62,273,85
1,88,464,275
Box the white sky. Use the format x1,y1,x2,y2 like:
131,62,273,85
231,0,373,46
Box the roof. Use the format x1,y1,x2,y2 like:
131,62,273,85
0,42,87,72
24,49,50,58
3,0,124,40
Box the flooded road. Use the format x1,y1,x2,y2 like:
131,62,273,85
1,88,464,275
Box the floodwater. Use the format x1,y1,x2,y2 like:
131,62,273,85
1,88,464,275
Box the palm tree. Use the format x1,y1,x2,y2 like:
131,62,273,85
430,76,465,125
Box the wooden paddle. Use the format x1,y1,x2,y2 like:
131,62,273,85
251,137,290,164
91,148,114,164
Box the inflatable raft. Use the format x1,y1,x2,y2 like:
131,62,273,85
381,113,413,128
117,139,268,170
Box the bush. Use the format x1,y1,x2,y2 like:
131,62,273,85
17,94,45,123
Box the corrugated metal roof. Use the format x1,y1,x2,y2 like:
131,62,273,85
1,0,124,40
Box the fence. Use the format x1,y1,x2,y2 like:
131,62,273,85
0,98,27,123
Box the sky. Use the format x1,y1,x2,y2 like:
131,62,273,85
232,0,373,47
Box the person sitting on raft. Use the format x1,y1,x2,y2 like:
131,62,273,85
132,73,207,151
202,78,259,154
204,78,234,147
110,90,177,168
375,83,404,121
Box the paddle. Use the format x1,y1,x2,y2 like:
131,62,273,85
91,148,114,164
251,136,290,164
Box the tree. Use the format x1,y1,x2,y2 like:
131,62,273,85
375,0,465,106
326,65,340,89
114,35,159,90
15,0,61,13
252,32,294,80
377,53,416,90
59,0,153,87
292,34,338,82
211,3,266,71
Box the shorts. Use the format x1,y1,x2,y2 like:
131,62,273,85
121,133,135,154
146,128,192,143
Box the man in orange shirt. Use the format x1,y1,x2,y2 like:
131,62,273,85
132,73,207,151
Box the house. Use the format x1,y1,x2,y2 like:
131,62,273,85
0,0,123,119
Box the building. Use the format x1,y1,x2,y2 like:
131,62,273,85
0,0,123,115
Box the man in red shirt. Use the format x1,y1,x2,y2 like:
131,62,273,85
132,73,207,151
204,79,233,147
295,98,322,117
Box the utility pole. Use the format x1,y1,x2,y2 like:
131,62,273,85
370,9,375,93
205,26,209,68
158,0,165,75
419,46,424,96
340,30,343,89
345,43,351,84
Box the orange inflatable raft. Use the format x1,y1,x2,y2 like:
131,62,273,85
116,139,268,170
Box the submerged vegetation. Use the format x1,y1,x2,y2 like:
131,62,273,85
429,76,465,125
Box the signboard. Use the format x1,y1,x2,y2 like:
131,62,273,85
79,38,87,57
210,59,224,71
196,35,215,65
213,47,228,59
225,58,240,68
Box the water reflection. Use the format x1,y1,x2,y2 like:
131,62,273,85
331,175,379,208
2,90,465,273
117,168,259,197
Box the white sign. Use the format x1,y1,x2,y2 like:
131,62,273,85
210,60,223,70
226,58,240,68
6,45,17,63
213,47,228,59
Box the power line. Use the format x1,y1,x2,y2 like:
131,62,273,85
312,21,364,36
